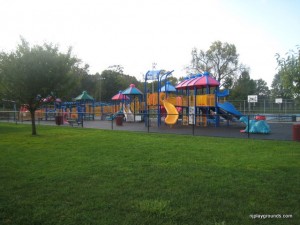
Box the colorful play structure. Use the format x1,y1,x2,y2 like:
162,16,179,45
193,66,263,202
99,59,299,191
144,70,240,127
143,69,270,133
17,69,270,133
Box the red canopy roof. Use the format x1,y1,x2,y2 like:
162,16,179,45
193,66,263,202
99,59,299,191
188,75,219,88
111,91,130,100
175,78,193,89
176,74,219,90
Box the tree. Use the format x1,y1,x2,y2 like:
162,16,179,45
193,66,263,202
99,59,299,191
100,70,141,101
189,41,241,87
255,79,270,99
108,65,124,74
61,63,91,100
275,46,300,97
271,73,294,99
93,72,103,101
229,70,256,100
0,38,84,135
190,48,209,74
167,76,178,86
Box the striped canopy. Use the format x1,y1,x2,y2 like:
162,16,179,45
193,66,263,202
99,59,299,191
176,72,219,90
187,74,219,89
175,77,192,89
122,84,143,95
111,91,130,100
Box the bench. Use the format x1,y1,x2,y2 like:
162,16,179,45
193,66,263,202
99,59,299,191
67,119,83,127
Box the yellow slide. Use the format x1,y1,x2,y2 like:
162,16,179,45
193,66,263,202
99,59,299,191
163,100,179,125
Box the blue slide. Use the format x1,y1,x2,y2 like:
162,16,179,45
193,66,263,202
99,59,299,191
217,102,243,119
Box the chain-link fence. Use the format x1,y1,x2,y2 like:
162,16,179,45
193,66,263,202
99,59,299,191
227,99,300,115
1,110,299,141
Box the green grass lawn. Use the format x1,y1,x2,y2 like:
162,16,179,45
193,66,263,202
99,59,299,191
0,123,299,225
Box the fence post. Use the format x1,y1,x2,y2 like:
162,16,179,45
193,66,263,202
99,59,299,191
192,113,195,136
247,115,250,139
15,111,18,125
147,110,150,133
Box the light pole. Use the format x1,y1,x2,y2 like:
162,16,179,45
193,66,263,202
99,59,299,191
152,62,157,93
98,76,105,102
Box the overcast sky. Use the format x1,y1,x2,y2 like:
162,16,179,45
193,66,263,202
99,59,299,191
0,0,299,86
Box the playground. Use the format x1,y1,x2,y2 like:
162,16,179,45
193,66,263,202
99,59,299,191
1,69,300,141
2,69,298,141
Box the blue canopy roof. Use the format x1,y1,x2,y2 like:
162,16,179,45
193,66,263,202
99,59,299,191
160,81,176,92
122,84,143,95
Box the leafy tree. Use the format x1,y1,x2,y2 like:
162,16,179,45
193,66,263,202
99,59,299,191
108,64,124,74
229,70,256,100
271,73,294,99
189,41,241,87
190,48,210,73
275,46,300,97
223,76,235,90
100,70,141,101
93,72,102,101
63,63,91,100
177,76,187,83
63,69,142,102
167,76,178,86
67,71,104,101
255,79,270,99
0,38,84,135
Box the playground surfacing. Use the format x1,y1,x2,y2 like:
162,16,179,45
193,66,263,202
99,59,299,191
8,118,295,141
79,119,294,141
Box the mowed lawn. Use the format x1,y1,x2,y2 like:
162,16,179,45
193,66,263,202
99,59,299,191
0,123,299,225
